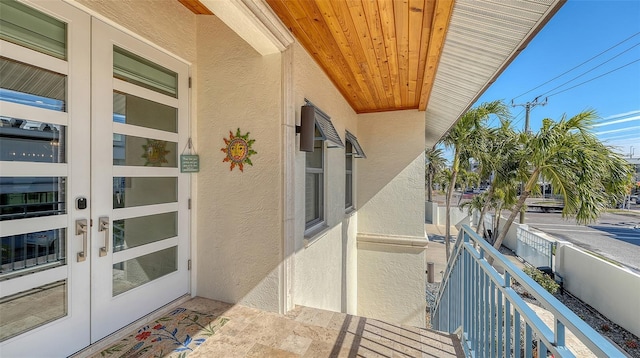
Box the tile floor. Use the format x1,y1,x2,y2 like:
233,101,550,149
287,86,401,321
179,297,464,358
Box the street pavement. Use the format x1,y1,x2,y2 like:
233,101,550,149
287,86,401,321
519,209,640,273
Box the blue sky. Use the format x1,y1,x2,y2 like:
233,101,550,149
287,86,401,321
472,0,640,158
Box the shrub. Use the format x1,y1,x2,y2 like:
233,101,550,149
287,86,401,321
523,266,560,295
626,340,638,349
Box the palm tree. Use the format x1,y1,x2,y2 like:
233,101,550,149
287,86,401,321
474,119,520,236
439,100,510,260
434,168,452,195
460,193,485,226
492,110,633,252
425,147,446,202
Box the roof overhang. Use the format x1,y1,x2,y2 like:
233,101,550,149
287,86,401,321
180,0,565,147
424,0,565,147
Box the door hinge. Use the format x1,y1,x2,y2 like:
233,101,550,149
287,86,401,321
188,259,192,271
188,198,191,210
188,77,192,88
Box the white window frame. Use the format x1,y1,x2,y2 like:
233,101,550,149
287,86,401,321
345,140,354,210
305,132,325,232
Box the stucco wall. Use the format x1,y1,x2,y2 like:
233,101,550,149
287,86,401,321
355,110,427,327
74,0,196,63
292,42,359,313
194,16,282,312
357,235,427,328
356,111,426,238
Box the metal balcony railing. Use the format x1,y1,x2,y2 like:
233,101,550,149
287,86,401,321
431,225,622,357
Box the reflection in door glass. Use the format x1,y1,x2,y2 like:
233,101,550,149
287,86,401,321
113,134,176,167
113,212,177,252
0,117,66,163
0,280,67,342
113,246,177,296
113,177,177,208
0,0,67,60
0,229,66,275
0,57,66,111
113,92,177,133
113,47,177,98
0,177,66,221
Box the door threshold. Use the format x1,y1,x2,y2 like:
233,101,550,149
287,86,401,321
70,294,192,358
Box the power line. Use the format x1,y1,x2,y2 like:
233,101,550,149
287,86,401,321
546,58,640,98
512,31,640,100
537,42,640,98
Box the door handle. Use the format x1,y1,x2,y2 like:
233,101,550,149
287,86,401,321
76,219,88,262
98,216,110,257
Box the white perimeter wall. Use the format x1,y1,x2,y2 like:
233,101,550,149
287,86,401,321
292,42,359,313
556,243,640,337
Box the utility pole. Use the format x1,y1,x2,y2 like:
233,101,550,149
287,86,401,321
512,97,547,223
512,97,547,133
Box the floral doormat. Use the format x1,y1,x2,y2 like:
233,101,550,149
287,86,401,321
97,308,229,358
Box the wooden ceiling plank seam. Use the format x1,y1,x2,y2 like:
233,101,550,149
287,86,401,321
407,0,426,107
415,0,435,105
322,0,383,110
292,0,372,109
360,0,395,108
315,0,375,110
343,0,390,109
419,0,455,110
266,0,366,110
394,0,410,106
378,0,402,108
296,0,376,111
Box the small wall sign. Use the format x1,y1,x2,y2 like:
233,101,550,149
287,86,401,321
180,154,200,173
221,128,257,172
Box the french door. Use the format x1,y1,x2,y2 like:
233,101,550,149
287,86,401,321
0,1,190,356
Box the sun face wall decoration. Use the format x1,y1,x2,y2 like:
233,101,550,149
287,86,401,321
221,128,257,172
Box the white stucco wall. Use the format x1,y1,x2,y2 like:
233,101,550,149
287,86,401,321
74,0,197,63
354,110,427,327
291,42,359,313
357,235,427,328
356,111,426,238
194,16,282,312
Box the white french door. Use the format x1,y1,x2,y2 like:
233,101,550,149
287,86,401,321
0,1,190,356
90,17,190,341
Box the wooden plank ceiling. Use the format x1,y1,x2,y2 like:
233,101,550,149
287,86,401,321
267,0,454,113
180,0,454,114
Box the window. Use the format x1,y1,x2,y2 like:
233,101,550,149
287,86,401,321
345,140,353,209
302,101,345,231
345,131,366,210
305,128,324,229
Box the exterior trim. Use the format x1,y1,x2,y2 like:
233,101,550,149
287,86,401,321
357,233,428,248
